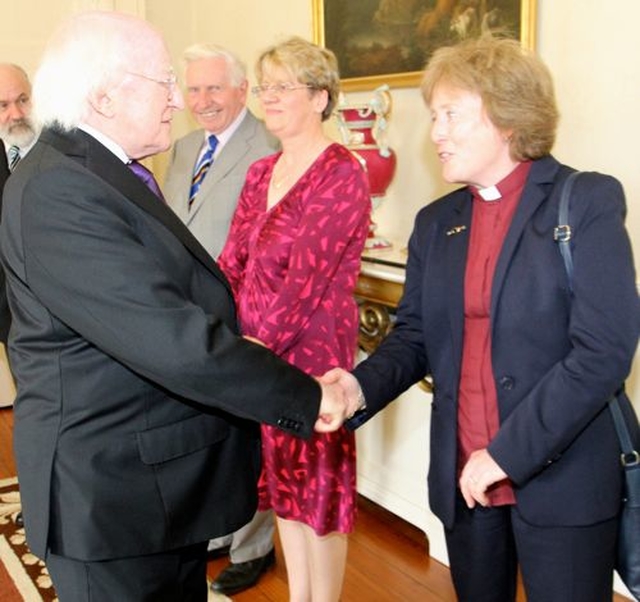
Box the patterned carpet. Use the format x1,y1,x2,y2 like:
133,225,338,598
0,477,234,601
0,477,56,601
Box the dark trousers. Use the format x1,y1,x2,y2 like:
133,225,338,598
445,492,617,602
45,542,208,602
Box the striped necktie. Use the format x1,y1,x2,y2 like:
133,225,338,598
189,134,218,208
8,146,20,171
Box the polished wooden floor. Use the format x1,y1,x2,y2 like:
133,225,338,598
0,408,630,601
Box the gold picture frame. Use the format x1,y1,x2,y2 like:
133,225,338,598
312,0,537,92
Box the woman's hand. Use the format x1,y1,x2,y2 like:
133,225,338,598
459,449,508,508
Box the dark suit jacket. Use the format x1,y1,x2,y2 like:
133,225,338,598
0,127,320,561
352,155,640,530
0,140,11,343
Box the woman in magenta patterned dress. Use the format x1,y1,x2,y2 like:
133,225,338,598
218,37,370,602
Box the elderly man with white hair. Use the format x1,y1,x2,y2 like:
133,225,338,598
0,10,349,602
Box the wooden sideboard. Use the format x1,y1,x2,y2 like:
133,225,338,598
355,245,406,354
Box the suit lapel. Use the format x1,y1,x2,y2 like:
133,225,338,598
0,140,9,190
187,115,255,220
179,134,205,223
490,156,562,317
41,128,232,292
444,190,473,367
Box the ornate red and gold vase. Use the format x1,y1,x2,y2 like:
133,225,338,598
335,85,396,249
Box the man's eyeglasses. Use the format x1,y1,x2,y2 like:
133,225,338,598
127,71,178,93
251,83,314,97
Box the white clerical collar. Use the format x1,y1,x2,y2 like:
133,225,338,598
476,185,502,201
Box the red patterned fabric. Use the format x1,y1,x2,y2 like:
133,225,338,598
219,143,371,535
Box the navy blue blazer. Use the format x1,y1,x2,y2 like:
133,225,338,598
352,155,640,530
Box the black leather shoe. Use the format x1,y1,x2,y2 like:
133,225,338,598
210,548,275,596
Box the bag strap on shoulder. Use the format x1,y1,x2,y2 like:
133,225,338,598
553,170,639,465
553,171,581,295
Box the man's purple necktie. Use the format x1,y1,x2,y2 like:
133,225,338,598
128,160,165,202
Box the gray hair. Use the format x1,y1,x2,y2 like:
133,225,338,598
182,43,247,88
33,11,159,131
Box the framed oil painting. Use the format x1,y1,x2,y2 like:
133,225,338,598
312,0,536,91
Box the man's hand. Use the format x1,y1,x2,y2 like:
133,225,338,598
320,368,363,419
459,448,508,508
314,380,349,433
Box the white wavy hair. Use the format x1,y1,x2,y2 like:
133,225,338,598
33,11,159,131
182,43,247,88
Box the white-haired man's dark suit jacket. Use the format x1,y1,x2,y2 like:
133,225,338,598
0,127,319,563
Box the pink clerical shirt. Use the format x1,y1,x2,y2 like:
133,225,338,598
458,161,532,506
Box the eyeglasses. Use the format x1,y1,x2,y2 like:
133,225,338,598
127,71,178,92
251,83,314,97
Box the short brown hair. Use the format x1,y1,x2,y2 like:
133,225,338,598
256,36,340,122
421,36,559,160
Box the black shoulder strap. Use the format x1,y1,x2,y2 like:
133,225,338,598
554,170,640,465
554,171,581,294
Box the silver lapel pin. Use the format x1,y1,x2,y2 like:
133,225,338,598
446,225,467,236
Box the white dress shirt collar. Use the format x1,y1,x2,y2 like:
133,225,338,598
78,123,130,164
201,107,247,156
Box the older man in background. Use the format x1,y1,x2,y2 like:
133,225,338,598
164,42,279,597
0,11,347,602
0,63,36,407
0,63,36,174
164,43,278,260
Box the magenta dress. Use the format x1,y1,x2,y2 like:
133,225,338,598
218,143,370,535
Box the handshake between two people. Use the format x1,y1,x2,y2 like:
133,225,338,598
241,336,364,434
314,368,365,433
